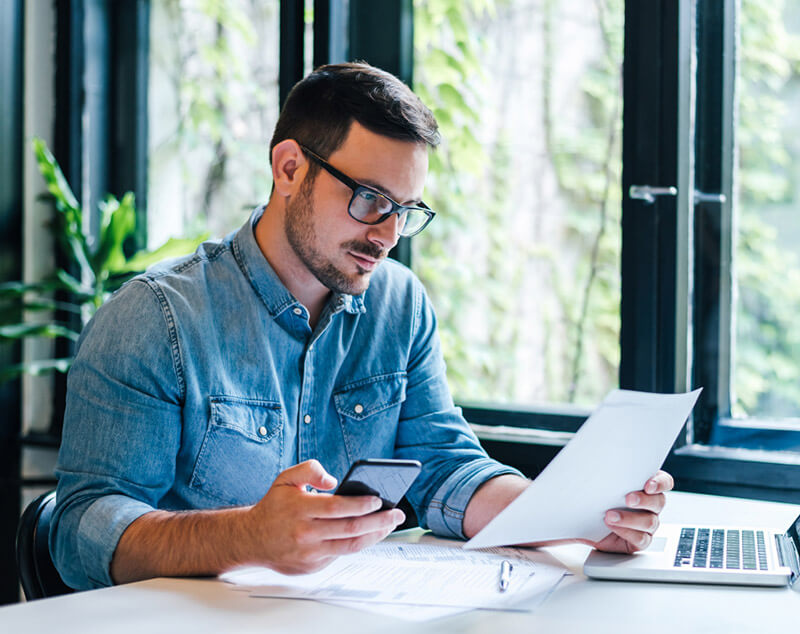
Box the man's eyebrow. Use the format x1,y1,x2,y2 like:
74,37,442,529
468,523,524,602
358,178,422,206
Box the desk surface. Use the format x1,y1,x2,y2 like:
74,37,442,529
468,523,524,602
3,491,799,634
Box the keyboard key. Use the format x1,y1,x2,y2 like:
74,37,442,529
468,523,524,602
710,529,725,569
693,528,710,567
726,530,741,569
674,528,696,567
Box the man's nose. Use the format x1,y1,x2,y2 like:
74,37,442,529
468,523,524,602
366,213,401,251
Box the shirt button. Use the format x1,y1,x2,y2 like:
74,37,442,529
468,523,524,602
308,343,314,352
258,426,267,437
303,414,311,424
293,307,302,316
354,404,364,414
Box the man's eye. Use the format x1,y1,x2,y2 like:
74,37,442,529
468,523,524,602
359,190,379,202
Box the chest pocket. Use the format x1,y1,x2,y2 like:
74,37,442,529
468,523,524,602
190,395,284,506
333,372,407,463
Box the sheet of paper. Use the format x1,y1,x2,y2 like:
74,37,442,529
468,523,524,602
465,388,702,549
221,540,566,616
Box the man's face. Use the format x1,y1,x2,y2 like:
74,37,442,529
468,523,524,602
284,122,429,296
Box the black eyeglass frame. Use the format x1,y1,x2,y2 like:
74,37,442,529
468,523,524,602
299,144,436,237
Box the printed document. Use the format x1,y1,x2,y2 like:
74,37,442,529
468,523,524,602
465,388,702,549
221,535,566,619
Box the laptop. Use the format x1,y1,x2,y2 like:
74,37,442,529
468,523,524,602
583,514,800,586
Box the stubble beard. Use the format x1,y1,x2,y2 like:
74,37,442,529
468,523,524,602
284,179,385,296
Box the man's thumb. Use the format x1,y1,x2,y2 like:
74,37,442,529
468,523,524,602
278,459,338,490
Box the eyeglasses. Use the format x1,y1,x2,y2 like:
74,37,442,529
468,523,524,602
299,144,436,238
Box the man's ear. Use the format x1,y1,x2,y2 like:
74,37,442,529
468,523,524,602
271,139,308,197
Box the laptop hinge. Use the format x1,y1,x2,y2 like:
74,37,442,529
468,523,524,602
776,533,800,584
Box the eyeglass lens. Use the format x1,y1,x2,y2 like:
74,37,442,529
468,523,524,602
350,189,429,236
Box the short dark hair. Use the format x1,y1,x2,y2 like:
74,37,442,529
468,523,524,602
269,62,440,167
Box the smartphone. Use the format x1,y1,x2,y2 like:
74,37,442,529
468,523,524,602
335,458,422,510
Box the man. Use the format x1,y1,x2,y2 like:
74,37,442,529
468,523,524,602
52,63,672,590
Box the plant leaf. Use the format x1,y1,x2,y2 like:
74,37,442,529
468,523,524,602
32,138,95,281
54,269,96,300
0,323,81,342
114,234,209,274
0,358,73,383
93,192,137,278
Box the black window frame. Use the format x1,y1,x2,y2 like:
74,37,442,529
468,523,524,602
0,0,25,606
486,0,800,504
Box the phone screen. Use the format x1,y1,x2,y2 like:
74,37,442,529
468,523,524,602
335,459,422,510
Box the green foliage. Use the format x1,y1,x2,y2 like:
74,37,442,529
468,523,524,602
0,138,207,382
414,0,623,405
733,0,800,417
416,0,800,419
150,0,274,237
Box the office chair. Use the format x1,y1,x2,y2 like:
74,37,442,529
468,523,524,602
16,490,74,600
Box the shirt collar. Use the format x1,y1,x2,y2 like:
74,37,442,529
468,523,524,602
233,206,366,318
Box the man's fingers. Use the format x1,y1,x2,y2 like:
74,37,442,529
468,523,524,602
275,459,338,491
318,526,398,557
312,509,406,540
307,493,384,519
605,508,660,535
644,470,674,494
624,490,666,513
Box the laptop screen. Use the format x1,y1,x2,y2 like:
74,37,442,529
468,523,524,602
782,513,800,580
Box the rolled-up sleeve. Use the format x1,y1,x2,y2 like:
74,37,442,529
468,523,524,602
51,280,183,590
395,280,522,539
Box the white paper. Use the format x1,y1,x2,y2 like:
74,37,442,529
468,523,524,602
221,540,566,617
465,388,702,549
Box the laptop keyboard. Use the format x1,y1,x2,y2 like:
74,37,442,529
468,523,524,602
674,528,769,570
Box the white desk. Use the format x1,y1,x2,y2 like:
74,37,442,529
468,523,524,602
3,492,800,634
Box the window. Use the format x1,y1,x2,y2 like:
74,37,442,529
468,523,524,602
413,0,624,413
414,0,800,499
693,0,800,451
147,0,281,246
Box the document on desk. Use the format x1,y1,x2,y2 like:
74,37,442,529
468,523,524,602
221,539,566,617
465,388,702,550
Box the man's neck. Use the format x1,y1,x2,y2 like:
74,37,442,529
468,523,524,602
254,200,331,328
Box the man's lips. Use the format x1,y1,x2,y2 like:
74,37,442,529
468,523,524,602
348,251,381,270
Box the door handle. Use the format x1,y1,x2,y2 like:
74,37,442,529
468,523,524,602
629,185,678,204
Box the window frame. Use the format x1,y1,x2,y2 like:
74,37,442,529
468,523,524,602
413,0,800,503
0,0,25,606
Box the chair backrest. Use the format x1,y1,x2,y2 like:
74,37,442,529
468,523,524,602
16,491,74,600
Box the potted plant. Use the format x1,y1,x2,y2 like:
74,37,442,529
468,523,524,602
0,138,207,382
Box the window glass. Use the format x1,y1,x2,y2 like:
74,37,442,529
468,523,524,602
147,0,280,246
732,0,800,422
413,0,624,407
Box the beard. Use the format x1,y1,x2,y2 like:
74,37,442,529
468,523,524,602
284,178,386,296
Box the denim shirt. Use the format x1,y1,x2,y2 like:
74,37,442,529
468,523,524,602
51,207,521,590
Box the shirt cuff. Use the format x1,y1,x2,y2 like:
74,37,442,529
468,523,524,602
424,461,523,540
77,495,155,588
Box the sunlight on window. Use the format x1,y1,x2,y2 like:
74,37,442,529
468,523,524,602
147,0,279,247
414,0,623,408
732,0,800,420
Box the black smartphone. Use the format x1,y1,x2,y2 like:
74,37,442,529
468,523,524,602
335,458,422,510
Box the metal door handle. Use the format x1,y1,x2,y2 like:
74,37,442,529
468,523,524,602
693,191,727,205
629,185,678,204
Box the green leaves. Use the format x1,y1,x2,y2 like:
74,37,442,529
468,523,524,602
0,358,73,383
1,138,205,383
115,234,210,274
0,323,80,342
94,193,137,278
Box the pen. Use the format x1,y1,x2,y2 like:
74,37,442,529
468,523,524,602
499,560,513,592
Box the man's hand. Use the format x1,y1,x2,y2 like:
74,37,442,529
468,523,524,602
591,470,674,554
241,460,405,574
111,459,404,584
463,470,675,554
